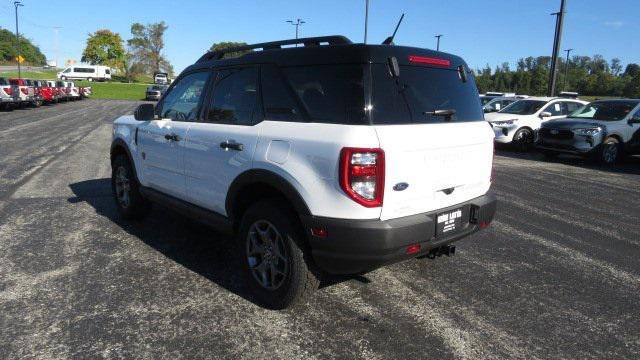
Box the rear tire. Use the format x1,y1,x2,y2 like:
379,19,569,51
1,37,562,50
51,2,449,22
600,137,621,165
239,200,321,310
111,155,151,219
512,128,534,152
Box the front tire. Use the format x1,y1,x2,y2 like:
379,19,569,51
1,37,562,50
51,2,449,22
600,137,621,165
239,200,320,310
111,155,151,219
512,128,534,152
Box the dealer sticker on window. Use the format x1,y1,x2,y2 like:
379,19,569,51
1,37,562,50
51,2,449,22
436,208,463,236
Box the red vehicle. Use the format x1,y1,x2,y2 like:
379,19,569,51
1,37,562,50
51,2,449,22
54,80,69,102
35,80,56,104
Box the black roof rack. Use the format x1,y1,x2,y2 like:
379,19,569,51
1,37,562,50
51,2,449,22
196,35,352,63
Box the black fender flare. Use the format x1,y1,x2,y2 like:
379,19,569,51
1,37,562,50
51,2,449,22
110,138,140,183
226,169,311,222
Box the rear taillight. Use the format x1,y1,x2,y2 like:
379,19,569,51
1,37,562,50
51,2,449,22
20,88,28,95
3,87,12,95
339,147,385,207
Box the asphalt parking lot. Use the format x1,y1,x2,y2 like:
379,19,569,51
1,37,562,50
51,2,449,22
1,99,639,359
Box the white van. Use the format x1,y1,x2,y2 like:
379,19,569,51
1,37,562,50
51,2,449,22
57,65,111,82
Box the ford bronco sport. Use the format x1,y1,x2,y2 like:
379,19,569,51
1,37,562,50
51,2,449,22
110,36,497,309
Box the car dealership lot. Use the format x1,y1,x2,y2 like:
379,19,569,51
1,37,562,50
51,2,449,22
1,100,639,359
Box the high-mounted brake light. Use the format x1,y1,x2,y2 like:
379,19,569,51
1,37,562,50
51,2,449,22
339,147,385,207
408,55,450,67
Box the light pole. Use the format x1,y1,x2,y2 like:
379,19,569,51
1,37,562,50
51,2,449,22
14,1,24,79
563,48,573,92
548,0,567,96
286,19,306,43
435,34,443,51
364,0,369,44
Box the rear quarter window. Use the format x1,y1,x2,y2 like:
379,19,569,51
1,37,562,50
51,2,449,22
370,64,483,124
282,65,367,125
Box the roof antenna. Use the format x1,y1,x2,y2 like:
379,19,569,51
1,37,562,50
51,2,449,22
382,13,405,45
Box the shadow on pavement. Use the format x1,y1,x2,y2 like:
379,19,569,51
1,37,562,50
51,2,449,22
495,145,640,176
68,178,361,308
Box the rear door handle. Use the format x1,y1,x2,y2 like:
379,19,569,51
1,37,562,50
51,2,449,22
164,133,180,142
220,140,244,151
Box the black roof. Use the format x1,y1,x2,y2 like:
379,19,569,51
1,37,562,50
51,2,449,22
184,35,467,73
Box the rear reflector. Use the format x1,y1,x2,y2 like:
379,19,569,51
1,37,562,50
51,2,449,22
408,55,451,67
406,244,421,255
480,222,491,229
311,227,328,237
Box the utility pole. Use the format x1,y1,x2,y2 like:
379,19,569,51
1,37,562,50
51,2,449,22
435,34,443,51
563,48,573,92
364,0,369,44
286,19,306,44
548,0,567,96
14,1,24,79
53,26,61,69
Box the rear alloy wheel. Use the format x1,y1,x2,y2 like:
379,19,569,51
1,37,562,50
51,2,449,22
111,155,151,219
239,200,320,310
600,137,620,165
512,128,534,152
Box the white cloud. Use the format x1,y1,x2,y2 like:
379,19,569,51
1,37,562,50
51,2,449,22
603,21,625,28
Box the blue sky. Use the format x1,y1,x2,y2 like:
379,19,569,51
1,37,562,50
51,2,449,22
1,0,638,73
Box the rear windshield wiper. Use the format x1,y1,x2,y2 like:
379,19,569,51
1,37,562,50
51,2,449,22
423,109,456,122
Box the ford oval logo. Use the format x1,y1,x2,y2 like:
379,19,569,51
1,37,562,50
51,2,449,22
393,182,409,191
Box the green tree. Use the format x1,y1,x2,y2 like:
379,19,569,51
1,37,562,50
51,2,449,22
0,27,46,64
209,41,250,58
81,29,126,69
127,21,173,76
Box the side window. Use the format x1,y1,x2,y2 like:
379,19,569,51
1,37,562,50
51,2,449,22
566,102,582,114
63,68,71,73
204,67,259,125
260,65,303,122
544,102,564,116
159,71,209,122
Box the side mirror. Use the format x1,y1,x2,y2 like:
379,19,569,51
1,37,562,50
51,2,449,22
134,103,155,121
628,117,640,125
540,111,552,118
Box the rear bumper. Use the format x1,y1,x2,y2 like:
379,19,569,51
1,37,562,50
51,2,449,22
301,192,497,274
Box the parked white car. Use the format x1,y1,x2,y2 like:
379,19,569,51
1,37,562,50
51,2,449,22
110,36,497,309
485,97,588,151
537,99,640,164
58,65,111,81
64,81,81,100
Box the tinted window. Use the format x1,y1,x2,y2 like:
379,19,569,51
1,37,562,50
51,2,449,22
105,69,110,74
570,101,640,121
204,67,259,125
159,71,209,122
282,65,366,124
500,100,546,115
566,102,582,113
371,64,483,124
260,65,303,122
543,102,565,116
0,78,8,85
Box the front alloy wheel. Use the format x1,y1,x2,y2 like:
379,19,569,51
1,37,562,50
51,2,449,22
513,128,534,152
601,138,620,164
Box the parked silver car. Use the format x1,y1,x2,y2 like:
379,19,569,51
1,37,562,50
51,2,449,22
145,85,168,101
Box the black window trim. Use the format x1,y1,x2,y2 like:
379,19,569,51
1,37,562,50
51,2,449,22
198,64,265,126
155,68,213,122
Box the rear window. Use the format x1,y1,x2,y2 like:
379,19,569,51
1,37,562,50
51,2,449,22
282,65,367,124
370,64,483,124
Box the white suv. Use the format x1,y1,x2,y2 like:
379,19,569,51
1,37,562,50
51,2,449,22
110,36,497,309
486,97,587,151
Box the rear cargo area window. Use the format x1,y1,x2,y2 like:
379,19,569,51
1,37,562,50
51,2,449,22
370,64,483,124
282,65,367,125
